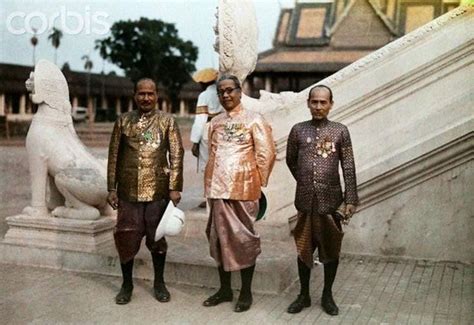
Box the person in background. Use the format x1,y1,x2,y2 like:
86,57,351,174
190,68,223,208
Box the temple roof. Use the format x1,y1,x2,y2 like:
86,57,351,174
255,48,372,72
256,0,397,73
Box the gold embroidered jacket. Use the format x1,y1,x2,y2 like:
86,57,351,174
205,105,276,200
107,109,184,202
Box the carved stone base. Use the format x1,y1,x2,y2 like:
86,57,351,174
3,214,115,253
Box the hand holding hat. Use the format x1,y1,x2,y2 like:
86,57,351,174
155,201,185,241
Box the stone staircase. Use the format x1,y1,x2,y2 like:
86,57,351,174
260,5,474,262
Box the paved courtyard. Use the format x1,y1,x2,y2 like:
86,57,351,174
1,257,471,324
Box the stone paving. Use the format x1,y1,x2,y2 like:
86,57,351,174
1,257,472,324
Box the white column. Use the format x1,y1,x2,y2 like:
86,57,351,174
19,95,26,115
162,100,168,113
87,97,94,123
128,99,133,112
265,76,272,92
101,96,107,109
179,100,186,117
0,93,5,116
115,98,121,115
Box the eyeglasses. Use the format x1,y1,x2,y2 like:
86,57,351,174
217,87,240,96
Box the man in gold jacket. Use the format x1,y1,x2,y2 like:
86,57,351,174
203,75,276,312
107,78,184,305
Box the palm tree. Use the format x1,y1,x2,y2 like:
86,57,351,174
82,55,93,71
94,41,108,73
48,27,63,64
30,28,38,66
82,55,94,123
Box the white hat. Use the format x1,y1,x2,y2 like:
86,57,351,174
192,68,218,83
155,201,185,241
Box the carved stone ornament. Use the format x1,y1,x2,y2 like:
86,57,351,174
22,59,112,220
216,0,258,83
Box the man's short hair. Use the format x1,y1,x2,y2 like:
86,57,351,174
308,84,333,102
217,74,241,89
135,78,157,93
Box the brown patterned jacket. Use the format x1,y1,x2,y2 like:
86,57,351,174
286,118,358,215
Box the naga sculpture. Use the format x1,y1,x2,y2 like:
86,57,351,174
23,59,112,220
215,0,306,127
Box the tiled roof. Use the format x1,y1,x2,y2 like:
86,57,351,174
255,49,372,72
257,0,395,72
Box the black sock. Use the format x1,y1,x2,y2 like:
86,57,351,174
120,259,134,290
152,252,166,286
297,257,311,297
240,264,255,298
218,266,232,292
323,260,339,295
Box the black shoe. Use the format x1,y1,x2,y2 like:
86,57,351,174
234,293,253,312
115,286,133,305
154,282,170,302
287,294,311,314
321,292,339,316
202,290,233,307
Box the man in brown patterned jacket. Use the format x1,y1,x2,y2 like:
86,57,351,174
107,78,184,305
286,85,358,316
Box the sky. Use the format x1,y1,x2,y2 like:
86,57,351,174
0,0,295,75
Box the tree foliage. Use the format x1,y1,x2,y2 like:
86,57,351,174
96,18,198,108
81,55,93,71
48,27,63,64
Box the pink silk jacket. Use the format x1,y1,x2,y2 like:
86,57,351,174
205,105,276,200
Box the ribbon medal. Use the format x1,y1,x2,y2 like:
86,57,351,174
224,122,246,142
315,136,335,158
142,130,160,149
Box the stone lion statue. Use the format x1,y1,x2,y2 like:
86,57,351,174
22,59,112,220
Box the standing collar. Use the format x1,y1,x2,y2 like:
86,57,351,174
225,103,243,118
138,109,157,118
311,118,329,127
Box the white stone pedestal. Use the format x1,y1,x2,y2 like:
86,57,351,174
3,214,115,253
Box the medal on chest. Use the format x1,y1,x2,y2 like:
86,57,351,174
137,116,160,148
223,122,246,142
315,136,336,158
